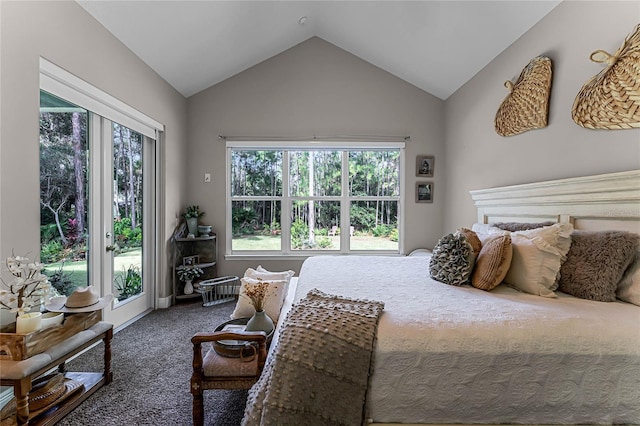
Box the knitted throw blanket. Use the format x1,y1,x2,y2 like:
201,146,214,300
242,289,385,426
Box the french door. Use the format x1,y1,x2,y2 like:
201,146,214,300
92,117,155,328
40,91,155,329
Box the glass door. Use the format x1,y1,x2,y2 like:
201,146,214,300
101,122,155,327
40,91,155,329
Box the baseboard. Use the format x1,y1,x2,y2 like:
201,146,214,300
157,295,172,309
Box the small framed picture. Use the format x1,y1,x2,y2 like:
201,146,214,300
416,182,434,203
416,155,434,177
183,255,200,266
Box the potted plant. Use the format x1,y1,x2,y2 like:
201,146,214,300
183,205,205,237
177,266,203,295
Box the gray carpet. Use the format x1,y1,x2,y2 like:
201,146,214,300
59,300,247,426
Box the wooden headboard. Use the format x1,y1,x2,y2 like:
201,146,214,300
469,170,640,234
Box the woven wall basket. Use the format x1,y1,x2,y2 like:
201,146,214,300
572,24,640,130
495,56,553,137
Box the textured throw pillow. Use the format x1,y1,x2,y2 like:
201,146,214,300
457,228,482,257
471,234,513,291
559,231,639,302
502,223,573,297
429,232,475,286
492,221,555,232
231,277,288,322
617,250,640,306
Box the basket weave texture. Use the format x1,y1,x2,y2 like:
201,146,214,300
572,24,640,130
495,56,553,137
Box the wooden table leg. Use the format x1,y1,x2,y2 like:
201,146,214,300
13,376,31,426
104,327,113,383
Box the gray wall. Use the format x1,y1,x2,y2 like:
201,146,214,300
443,0,640,232
187,37,445,277
0,1,187,307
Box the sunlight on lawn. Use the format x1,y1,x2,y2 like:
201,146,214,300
232,235,397,251
44,248,142,292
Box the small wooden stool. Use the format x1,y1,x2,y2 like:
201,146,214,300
190,330,267,426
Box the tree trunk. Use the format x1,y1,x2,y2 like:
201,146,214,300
71,112,85,241
308,152,315,243
125,127,136,228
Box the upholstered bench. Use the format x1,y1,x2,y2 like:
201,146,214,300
0,321,113,425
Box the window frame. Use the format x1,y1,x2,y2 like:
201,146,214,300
225,141,405,259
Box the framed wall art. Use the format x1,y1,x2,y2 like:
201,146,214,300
416,155,434,177
416,182,433,203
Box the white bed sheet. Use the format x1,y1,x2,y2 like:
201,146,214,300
283,255,640,424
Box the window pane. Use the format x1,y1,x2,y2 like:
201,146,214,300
39,91,89,295
291,201,340,250
349,151,400,197
232,201,281,250
112,123,144,303
231,151,282,196
289,151,341,197
350,201,398,251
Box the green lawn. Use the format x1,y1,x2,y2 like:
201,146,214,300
232,235,398,251
44,248,142,294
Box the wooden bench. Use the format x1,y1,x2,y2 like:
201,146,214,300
0,322,113,425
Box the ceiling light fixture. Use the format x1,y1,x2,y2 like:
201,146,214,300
298,16,308,26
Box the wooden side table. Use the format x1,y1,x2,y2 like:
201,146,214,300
0,322,113,425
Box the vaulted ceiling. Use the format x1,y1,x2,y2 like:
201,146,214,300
77,1,561,100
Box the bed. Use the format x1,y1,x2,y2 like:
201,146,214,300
247,170,640,425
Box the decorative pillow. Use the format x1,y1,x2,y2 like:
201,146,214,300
617,250,640,306
429,232,475,286
559,231,639,302
502,223,573,297
492,221,555,232
471,223,509,244
471,234,513,291
457,228,482,257
231,277,288,323
245,266,295,283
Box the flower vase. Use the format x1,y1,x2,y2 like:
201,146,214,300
183,280,194,295
245,310,274,334
186,217,198,237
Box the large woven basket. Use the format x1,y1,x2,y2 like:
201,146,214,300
495,56,553,137
572,24,640,130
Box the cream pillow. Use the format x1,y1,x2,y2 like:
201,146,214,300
617,250,640,306
471,234,513,291
503,223,573,297
247,266,295,283
230,277,287,323
471,223,509,244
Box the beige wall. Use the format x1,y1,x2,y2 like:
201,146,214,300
444,0,640,232
187,37,444,277
0,1,187,305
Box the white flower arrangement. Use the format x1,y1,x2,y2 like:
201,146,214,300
177,266,204,282
0,255,51,315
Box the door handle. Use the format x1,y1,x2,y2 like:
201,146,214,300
106,245,117,252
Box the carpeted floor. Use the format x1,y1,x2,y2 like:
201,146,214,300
59,300,247,426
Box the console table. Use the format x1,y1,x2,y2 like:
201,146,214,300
0,321,113,425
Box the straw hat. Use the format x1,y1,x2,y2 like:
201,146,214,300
45,286,113,313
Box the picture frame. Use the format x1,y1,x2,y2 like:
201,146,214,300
416,155,434,177
415,182,434,203
183,255,200,266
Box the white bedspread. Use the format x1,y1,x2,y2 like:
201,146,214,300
292,255,640,424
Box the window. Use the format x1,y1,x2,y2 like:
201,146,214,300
227,142,403,255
